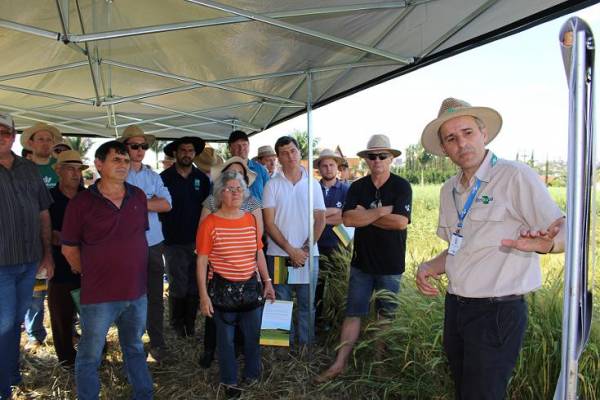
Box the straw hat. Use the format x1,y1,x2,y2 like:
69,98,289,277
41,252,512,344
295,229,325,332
52,150,89,171
357,134,401,158
313,148,344,168
194,146,223,174
164,136,205,158
421,97,503,156
117,125,156,145
211,156,256,187
21,123,62,150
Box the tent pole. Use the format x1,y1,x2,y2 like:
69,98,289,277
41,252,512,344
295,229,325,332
307,71,316,351
555,17,595,400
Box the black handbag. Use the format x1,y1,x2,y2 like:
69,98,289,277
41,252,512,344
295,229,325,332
208,272,264,312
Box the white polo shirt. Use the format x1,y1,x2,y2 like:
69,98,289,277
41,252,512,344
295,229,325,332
263,167,325,257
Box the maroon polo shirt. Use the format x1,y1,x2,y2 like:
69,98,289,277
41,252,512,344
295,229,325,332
61,181,149,305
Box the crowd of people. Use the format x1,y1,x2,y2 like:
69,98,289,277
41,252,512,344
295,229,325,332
0,97,565,400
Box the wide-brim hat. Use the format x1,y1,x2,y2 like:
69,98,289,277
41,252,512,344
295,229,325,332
193,146,223,174
117,124,156,146
421,97,503,156
211,156,256,187
21,123,62,150
313,148,344,169
52,150,89,171
357,134,401,158
164,136,206,158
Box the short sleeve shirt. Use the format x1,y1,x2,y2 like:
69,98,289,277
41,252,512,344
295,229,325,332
263,168,326,257
343,173,412,275
49,186,82,285
247,159,270,201
0,154,53,266
159,165,210,245
38,158,59,189
61,182,149,304
196,213,263,281
126,164,172,246
318,179,350,251
437,151,564,298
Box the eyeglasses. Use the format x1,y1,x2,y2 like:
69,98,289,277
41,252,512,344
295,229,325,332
223,186,243,193
369,189,382,209
127,143,149,150
366,153,389,161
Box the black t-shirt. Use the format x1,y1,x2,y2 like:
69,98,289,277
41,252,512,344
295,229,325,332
343,174,412,275
49,186,81,285
159,165,210,245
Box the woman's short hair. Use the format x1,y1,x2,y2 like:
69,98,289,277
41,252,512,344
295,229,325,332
222,162,249,185
212,170,249,209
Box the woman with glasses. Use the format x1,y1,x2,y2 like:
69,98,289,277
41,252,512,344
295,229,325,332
196,170,275,398
197,157,264,369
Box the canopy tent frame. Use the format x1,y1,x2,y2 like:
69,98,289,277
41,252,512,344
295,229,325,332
0,0,595,139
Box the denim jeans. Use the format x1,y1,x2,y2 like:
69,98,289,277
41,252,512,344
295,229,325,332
0,262,37,400
345,267,402,317
24,290,47,343
76,295,153,400
213,307,262,385
267,256,319,345
443,294,528,400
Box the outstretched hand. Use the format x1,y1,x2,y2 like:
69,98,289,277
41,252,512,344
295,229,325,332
501,217,564,253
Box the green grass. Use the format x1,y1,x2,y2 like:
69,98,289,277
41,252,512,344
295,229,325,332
318,184,600,399
14,184,599,399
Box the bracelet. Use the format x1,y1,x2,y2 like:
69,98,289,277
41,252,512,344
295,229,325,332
264,278,272,283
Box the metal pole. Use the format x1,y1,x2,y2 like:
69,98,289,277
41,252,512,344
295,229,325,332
555,17,595,400
306,72,316,345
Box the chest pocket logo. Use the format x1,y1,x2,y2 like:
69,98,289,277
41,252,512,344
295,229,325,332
194,179,200,191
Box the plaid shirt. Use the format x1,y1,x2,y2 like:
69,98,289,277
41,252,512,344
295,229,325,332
0,153,53,266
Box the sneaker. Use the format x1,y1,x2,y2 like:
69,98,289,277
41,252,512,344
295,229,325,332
149,346,170,363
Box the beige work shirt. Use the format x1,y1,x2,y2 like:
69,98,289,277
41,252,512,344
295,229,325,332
437,151,563,298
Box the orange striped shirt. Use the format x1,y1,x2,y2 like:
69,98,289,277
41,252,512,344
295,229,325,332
196,213,263,281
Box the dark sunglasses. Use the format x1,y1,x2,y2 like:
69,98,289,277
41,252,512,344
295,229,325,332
127,143,149,150
367,153,389,161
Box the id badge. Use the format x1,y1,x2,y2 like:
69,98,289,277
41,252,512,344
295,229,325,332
448,232,463,256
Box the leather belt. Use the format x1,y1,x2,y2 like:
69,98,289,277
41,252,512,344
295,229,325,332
448,293,524,304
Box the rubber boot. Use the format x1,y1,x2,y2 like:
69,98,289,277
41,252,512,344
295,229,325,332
184,296,199,337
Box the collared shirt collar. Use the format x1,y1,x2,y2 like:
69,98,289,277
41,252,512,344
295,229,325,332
320,178,341,190
89,180,133,200
454,150,494,193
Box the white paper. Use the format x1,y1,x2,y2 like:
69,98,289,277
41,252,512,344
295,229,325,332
287,260,310,284
261,300,294,330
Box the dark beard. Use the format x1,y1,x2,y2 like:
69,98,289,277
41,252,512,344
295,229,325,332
177,157,193,167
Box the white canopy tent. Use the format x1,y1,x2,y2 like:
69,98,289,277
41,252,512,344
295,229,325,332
0,0,594,139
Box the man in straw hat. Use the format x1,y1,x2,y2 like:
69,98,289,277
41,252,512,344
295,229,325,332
160,136,210,338
228,130,270,201
313,149,349,331
254,145,278,177
0,113,54,399
316,134,412,383
21,122,63,349
416,98,565,399
119,125,173,362
47,150,88,367
61,141,153,399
